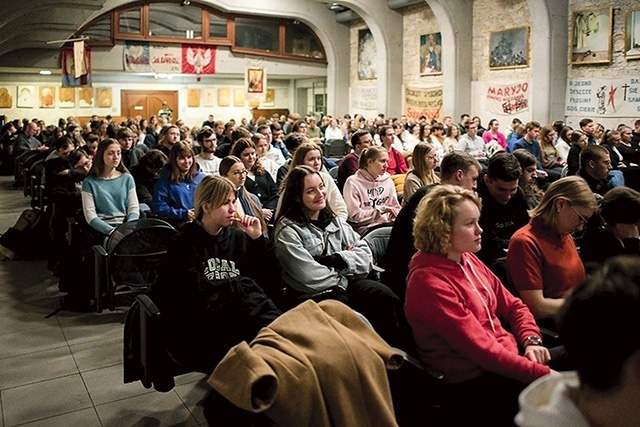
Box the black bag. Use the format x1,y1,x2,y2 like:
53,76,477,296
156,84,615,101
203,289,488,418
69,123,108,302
0,208,46,260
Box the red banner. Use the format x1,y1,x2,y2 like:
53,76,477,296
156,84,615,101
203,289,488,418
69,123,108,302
181,45,216,74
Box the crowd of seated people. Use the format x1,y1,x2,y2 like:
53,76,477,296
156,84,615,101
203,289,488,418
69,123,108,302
3,111,640,425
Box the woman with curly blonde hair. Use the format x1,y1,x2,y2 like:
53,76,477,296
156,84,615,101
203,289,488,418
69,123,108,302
406,184,551,426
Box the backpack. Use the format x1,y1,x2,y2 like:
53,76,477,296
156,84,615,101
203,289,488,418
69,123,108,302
0,208,46,260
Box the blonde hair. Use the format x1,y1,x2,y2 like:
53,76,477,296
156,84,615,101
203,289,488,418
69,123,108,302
194,175,236,222
413,185,482,255
530,176,597,229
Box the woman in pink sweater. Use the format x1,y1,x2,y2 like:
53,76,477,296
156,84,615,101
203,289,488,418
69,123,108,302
342,146,400,236
405,185,551,425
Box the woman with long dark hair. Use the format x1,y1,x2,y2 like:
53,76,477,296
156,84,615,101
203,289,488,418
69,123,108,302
274,165,405,346
231,137,279,219
151,141,205,227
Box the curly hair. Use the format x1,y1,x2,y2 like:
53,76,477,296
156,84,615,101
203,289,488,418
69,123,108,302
413,185,482,255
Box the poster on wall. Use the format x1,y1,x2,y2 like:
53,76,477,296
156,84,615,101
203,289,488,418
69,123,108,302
420,33,442,75
489,27,528,69
39,86,55,108
625,9,640,60
0,86,13,108
358,29,377,80
17,86,35,108
218,88,230,107
571,6,612,64
404,85,442,122
485,81,530,115
264,88,275,107
96,87,112,108
78,87,94,107
350,87,377,111
565,77,640,117
203,88,216,107
233,88,245,107
187,89,201,107
59,87,75,108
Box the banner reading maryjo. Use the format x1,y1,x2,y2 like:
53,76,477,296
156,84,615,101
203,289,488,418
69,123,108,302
485,81,529,115
404,85,442,121
565,77,640,117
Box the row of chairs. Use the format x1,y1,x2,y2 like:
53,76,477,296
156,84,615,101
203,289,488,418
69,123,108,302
14,151,49,210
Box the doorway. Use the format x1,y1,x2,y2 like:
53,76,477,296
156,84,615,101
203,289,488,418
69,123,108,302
121,90,179,123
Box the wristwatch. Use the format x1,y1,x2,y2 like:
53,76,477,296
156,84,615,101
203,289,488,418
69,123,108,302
524,336,543,347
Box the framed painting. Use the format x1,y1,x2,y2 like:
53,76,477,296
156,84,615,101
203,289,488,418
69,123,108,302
59,87,75,108
187,89,200,107
247,68,264,94
202,87,216,107
233,88,245,107
96,87,112,108
17,85,36,108
0,86,12,108
357,28,377,80
571,6,612,64
420,32,442,75
218,88,230,107
264,88,275,106
625,9,640,60
78,87,94,107
489,27,529,70
39,86,55,108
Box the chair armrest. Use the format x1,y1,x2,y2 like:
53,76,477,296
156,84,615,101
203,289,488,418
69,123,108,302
136,294,161,317
393,347,444,382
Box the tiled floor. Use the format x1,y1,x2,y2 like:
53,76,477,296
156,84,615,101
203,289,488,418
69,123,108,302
0,176,210,426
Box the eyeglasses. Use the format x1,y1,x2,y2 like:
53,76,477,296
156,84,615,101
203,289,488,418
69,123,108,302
426,155,437,160
568,203,589,227
232,170,248,177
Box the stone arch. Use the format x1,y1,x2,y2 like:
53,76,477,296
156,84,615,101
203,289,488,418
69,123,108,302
423,0,473,119
527,0,568,123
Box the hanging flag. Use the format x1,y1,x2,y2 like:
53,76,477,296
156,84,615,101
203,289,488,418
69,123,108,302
182,44,215,74
61,47,91,87
123,42,216,75
73,41,87,77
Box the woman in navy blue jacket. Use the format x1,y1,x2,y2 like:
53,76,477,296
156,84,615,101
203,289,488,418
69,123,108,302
151,141,205,227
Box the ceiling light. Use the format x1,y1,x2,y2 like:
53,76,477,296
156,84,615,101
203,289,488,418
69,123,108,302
39,70,52,75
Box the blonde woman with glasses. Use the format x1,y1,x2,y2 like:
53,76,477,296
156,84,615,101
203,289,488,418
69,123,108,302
507,176,597,328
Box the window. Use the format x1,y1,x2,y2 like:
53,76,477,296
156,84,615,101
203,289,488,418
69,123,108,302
285,24,325,59
79,1,326,63
119,8,141,34
209,13,227,39
148,3,202,39
234,17,279,52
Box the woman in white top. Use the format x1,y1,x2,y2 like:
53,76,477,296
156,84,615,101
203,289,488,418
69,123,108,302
324,118,344,141
443,123,461,154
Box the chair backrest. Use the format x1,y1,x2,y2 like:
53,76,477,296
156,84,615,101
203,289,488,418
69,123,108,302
108,219,178,288
362,225,393,269
328,166,339,182
325,139,349,159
